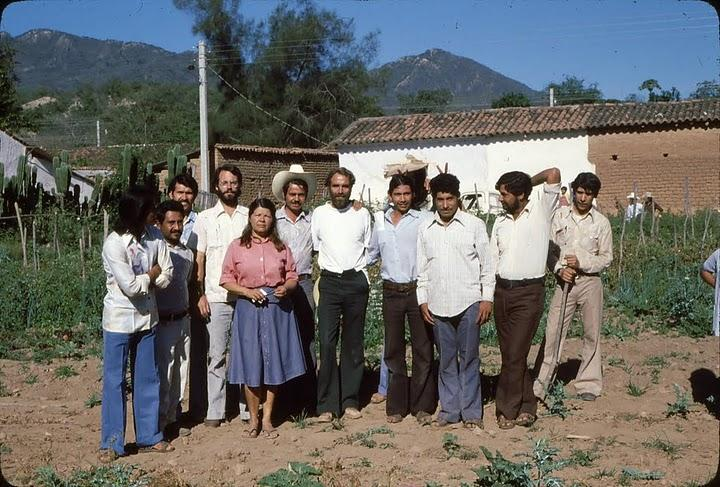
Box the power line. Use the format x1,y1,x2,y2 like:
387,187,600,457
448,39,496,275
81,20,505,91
205,64,325,146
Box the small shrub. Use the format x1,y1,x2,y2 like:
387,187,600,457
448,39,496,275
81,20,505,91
355,457,372,468
569,448,598,467
339,426,393,449
607,356,626,367
642,355,668,367
618,467,664,485
641,437,684,460
666,384,691,418
545,381,570,419
54,365,78,380
34,464,148,487
626,381,647,397
650,368,660,385
591,468,616,480
24,373,38,385
84,392,101,409
442,433,478,460
291,411,308,429
257,462,323,487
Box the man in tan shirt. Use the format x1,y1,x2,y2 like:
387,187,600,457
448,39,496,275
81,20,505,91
533,172,613,402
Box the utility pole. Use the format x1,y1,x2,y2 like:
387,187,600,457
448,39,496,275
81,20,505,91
198,40,210,193
96,120,100,148
549,87,555,107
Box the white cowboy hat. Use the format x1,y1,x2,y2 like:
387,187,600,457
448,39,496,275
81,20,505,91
383,154,431,178
626,192,637,199
271,164,317,202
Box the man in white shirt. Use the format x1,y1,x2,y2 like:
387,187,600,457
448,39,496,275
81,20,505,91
416,173,494,428
490,167,561,430
193,164,249,427
154,200,194,437
312,167,372,422
624,192,643,221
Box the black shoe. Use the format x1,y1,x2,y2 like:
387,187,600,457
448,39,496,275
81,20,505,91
579,392,597,401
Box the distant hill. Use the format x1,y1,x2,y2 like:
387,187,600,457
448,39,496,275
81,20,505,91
372,48,543,111
4,29,196,91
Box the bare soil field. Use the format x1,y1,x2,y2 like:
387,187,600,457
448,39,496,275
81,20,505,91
1,332,718,486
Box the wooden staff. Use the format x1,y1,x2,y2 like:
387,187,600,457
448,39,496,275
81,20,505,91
53,210,60,257
14,202,27,267
103,209,109,241
32,219,38,271
79,236,86,280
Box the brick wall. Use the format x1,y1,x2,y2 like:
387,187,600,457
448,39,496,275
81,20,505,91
589,123,720,214
214,147,338,207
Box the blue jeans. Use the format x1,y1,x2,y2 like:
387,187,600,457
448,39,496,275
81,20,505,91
101,328,163,455
433,302,482,423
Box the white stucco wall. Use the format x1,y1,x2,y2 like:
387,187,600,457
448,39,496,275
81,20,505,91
338,131,594,205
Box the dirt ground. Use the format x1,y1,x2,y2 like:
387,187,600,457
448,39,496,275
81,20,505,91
1,332,718,486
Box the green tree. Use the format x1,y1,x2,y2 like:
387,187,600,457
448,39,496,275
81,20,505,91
545,75,603,105
397,89,453,114
689,80,720,99
640,79,682,102
0,42,27,131
175,0,382,147
491,92,531,109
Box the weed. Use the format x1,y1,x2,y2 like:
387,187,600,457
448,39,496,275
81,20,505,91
626,380,647,397
354,457,372,468
291,410,308,429
616,412,638,421
545,381,571,419
84,392,101,409
330,417,344,431
0,443,11,454
569,448,598,467
340,426,394,449
641,437,684,460
668,351,691,360
307,448,323,457
34,464,149,487
258,462,323,487
666,384,691,418
471,438,569,486
0,379,8,397
24,373,38,385
650,368,660,385
642,355,668,367
607,356,626,367
618,467,664,485
442,433,478,460
425,483,443,487
54,365,78,380
590,468,616,479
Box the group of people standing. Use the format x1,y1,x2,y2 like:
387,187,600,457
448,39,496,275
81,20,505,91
98,159,615,461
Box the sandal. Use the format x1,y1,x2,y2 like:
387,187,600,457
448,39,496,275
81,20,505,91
262,428,279,439
497,414,515,430
463,418,484,429
514,413,536,427
138,440,175,454
245,424,260,438
98,449,119,464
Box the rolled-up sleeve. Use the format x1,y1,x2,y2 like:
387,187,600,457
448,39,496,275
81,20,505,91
103,237,150,298
703,250,720,273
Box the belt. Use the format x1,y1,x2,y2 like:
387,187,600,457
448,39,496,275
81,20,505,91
579,272,600,277
321,269,359,278
298,273,312,281
496,276,544,289
159,309,189,322
382,280,417,293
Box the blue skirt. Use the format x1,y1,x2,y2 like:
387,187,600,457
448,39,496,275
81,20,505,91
228,288,307,387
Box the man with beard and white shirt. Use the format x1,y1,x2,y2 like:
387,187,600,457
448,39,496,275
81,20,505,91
193,164,249,427
312,167,372,422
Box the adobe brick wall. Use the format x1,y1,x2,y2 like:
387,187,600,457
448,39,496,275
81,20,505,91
213,148,338,207
590,123,720,214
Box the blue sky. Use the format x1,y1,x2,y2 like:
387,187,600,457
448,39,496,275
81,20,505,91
3,0,718,101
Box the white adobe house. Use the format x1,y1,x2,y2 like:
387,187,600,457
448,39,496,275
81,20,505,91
0,130,96,201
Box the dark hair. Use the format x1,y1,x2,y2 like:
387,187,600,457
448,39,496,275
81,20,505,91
325,167,355,188
155,200,185,224
114,185,154,235
429,173,460,198
387,174,415,194
239,198,285,252
212,164,243,195
495,171,532,199
570,172,601,196
168,173,198,196
283,178,308,196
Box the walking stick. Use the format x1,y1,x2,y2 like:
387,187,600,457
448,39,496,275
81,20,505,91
548,280,571,389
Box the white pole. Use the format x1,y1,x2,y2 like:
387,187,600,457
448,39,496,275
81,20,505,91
198,40,210,193
96,120,100,148
549,87,555,107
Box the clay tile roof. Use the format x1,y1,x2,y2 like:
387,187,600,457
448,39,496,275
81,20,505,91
215,143,337,157
331,99,720,147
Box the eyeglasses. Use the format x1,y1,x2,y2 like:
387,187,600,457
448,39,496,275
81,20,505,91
218,181,240,188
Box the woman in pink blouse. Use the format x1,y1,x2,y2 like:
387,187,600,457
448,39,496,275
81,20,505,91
220,198,306,438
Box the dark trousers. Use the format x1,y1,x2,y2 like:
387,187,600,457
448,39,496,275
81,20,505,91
317,270,369,416
494,282,545,420
188,295,208,421
383,287,436,417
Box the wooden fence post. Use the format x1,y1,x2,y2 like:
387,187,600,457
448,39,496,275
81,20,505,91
103,209,109,241
32,219,38,271
79,236,86,280
14,202,27,267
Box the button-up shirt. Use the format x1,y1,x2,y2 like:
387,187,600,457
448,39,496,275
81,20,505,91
490,183,560,280
311,202,372,275
155,242,194,315
220,238,299,288
101,225,173,333
194,201,249,303
625,202,643,222
702,249,720,336
181,210,198,251
550,206,613,274
416,210,495,317
276,206,313,276
368,208,425,283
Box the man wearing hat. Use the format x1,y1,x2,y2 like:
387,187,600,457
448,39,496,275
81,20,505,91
272,164,318,414
625,192,643,221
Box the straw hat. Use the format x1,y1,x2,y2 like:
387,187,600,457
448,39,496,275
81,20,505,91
271,164,317,201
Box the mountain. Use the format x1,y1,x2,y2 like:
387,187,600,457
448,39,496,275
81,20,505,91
372,48,542,111
6,29,196,91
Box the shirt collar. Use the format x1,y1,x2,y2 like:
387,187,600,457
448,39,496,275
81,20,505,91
185,210,197,223
212,201,243,217
384,207,419,222
429,209,466,228
278,206,308,222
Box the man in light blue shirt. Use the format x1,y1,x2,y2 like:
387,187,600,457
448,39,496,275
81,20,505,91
368,174,436,425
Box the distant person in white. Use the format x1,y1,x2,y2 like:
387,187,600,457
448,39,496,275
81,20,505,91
99,185,174,462
312,167,372,422
193,164,249,427
624,192,643,221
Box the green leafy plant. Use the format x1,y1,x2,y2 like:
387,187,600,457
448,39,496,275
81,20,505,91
257,462,323,487
54,365,78,379
568,448,598,467
339,426,394,449
642,355,668,367
442,433,478,460
666,384,691,418
291,410,308,429
24,373,38,385
545,381,571,419
84,392,102,409
470,439,568,487
618,467,664,485
590,468,615,480
641,437,684,460
626,380,647,397
34,464,149,487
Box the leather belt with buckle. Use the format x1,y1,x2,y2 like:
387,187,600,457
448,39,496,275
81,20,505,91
298,273,312,281
496,276,544,289
383,280,417,293
159,310,189,322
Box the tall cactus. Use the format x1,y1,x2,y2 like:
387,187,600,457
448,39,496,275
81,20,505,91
119,145,139,188
52,151,71,197
0,162,5,216
165,145,188,187
89,174,105,210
